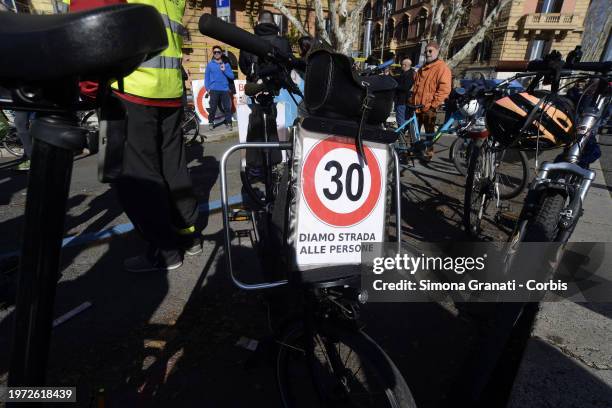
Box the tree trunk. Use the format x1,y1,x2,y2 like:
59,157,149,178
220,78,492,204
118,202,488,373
581,0,612,61
274,0,310,38
446,0,512,69
274,0,368,55
437,2,464,60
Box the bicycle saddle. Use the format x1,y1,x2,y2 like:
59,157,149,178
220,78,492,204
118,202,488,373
0,4,167,82
406,104,424,109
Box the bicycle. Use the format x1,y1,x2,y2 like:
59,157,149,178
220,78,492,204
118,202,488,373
393,88,489,176
2,4,168,386
461,78,532,238
497,55,611,248
182,103,203,144
200,14,416,407
1,109,24,158
393,103,462,165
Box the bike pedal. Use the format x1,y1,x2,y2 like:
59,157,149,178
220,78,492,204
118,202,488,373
229,215,251,222
229,208,252,222
234,229,252,238
497,211,519,222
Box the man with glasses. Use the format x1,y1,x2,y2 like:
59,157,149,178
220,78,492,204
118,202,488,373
409,41,452,161
205,45,234,131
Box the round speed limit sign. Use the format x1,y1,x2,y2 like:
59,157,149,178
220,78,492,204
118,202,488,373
302,136,382,227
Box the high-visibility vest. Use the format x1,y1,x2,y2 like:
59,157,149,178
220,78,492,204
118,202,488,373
111,0,185,99
58,0,70,13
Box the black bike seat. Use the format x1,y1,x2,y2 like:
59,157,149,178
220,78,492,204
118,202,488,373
0,4,167,81
406,104,424,109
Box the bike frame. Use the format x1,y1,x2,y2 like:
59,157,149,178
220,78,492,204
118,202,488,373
394,110,464,159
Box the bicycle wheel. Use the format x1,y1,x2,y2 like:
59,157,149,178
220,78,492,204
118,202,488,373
2,129,24,158
182,108,200,142
449,138,470,176
463,142,492,237
522,191,568,242
79,110,98,132
496,148,529,200
277,323,416,408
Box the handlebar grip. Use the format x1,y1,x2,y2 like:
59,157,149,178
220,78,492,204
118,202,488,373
568,61,612,73
495,60,529,72
199,14,273,59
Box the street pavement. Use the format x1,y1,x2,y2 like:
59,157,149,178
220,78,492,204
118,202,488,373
0,131,610,407
507,131,612,408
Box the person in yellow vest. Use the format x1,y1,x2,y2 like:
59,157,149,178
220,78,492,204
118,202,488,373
68,0,201,272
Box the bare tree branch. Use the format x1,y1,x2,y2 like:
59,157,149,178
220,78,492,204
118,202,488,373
447,0,512,68
581,0,612,61
436,1,465,56
313,0,332,45
433,1,445,29
329,0,344,47
348,0,369,17
274,0,310,37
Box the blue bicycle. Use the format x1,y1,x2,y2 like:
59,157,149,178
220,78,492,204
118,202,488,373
393,91,479,175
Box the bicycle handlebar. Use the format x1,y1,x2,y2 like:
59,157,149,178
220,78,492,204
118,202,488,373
496,60,612,73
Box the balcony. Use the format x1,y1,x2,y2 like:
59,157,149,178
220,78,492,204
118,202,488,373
520,13,584,36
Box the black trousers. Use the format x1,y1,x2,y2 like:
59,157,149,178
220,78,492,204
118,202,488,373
208,90,232,125
112,99,198,264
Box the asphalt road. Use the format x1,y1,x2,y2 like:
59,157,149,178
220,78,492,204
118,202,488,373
0,133,610,407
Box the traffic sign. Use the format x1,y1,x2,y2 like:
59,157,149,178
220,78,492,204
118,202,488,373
216,0,230,18
294,129,388,268
302,137,381,227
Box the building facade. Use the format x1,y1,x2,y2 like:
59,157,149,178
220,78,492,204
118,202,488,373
183,0,325,80
366,0,590,78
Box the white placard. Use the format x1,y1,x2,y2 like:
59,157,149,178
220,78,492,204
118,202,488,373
294,129,388,267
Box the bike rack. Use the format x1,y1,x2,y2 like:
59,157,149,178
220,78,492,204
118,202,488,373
220,142,292,290
219,141,403,291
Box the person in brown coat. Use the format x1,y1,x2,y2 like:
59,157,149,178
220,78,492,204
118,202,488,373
410,41,452,160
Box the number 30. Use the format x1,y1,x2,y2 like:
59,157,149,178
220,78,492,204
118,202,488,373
323,160,364,201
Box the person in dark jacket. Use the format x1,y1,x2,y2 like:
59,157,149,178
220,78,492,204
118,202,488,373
238,10,292,173
238,10,292,83
394,57,414,128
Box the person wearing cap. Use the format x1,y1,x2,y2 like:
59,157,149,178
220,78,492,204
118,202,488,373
238,10,292,82
409,41,452,161
205,45,234,131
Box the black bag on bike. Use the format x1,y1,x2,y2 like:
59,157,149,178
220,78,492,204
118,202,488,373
304,49,396,125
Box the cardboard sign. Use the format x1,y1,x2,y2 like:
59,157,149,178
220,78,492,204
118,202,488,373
294,129,388,267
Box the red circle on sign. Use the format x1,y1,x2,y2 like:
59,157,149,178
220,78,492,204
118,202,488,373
195,87,237,120
302,136,381,227
196,86,209,119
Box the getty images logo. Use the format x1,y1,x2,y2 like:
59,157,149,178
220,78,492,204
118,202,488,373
372,253,488,275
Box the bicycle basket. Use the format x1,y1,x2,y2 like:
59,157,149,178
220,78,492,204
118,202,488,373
304,49,396,126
